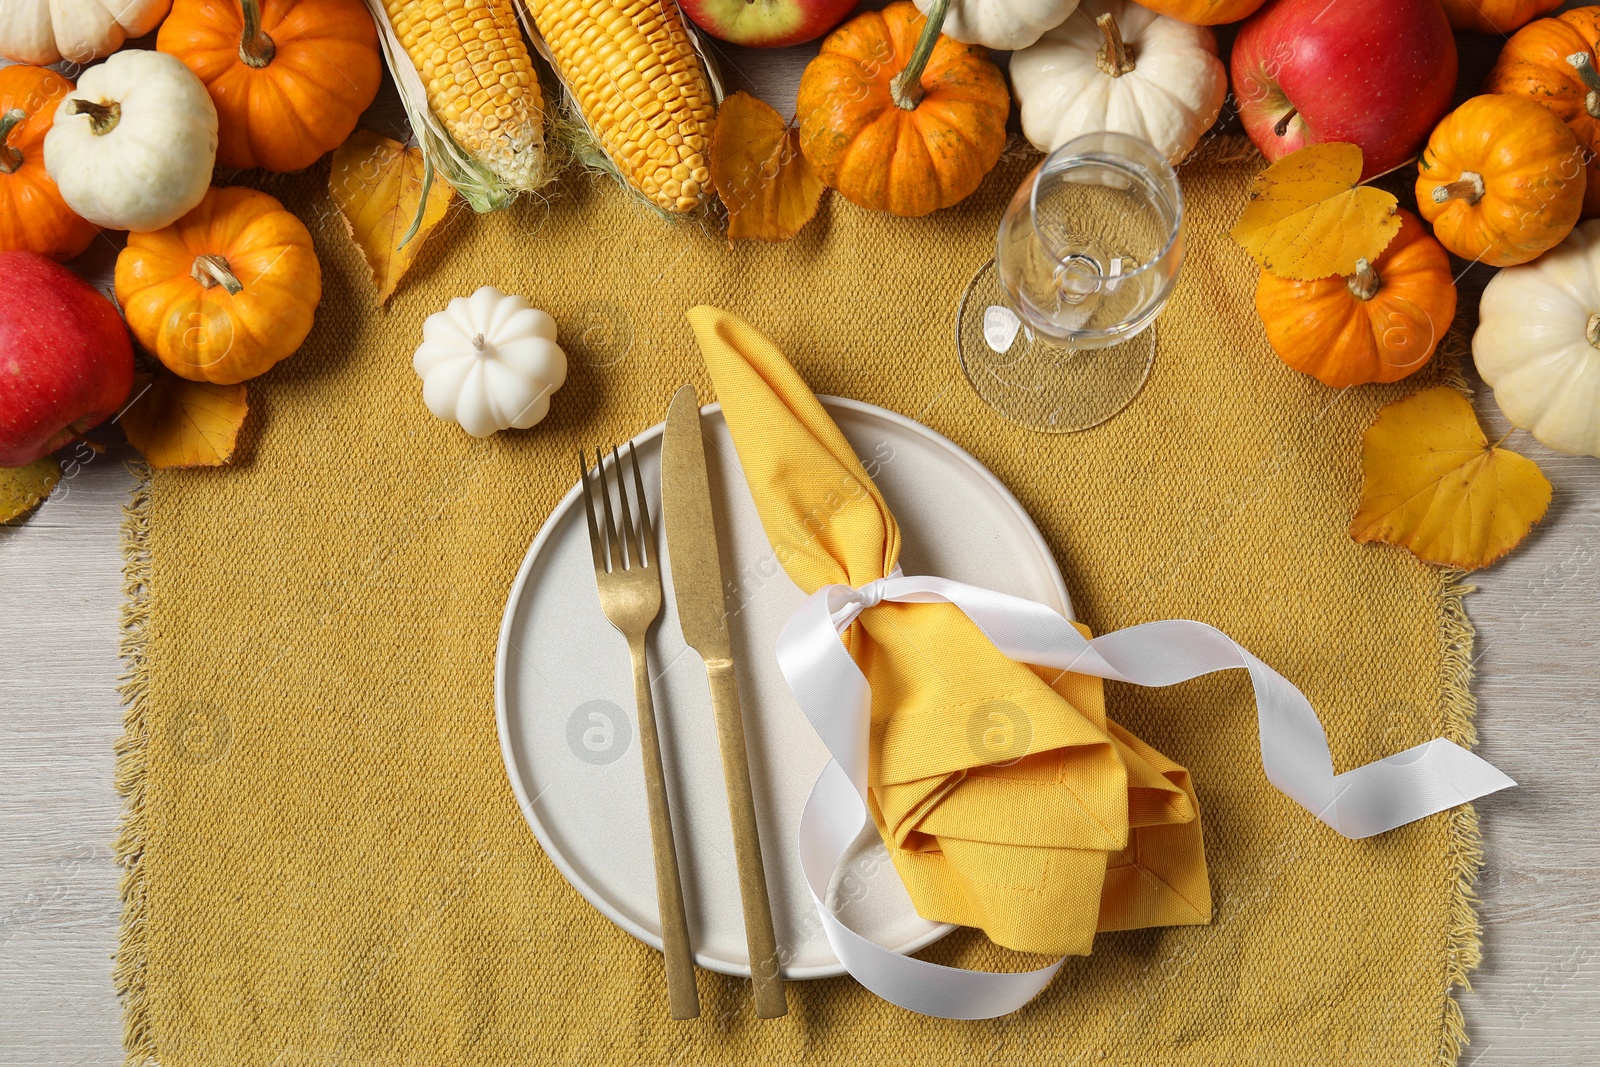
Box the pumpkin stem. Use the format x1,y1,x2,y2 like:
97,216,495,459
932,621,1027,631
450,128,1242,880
191,255,245,295
66,98,120,136
238,0,276,68
471,333,488,353
1431,171,1485,207
1095,12,1135,77
1587,313,1600,349
890,0,949,111
1272,107,1298,138
1346,258,1381,301
1567,52,1600,119
0,108,25,174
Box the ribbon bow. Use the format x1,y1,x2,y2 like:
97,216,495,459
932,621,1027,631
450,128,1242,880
780,573,1515,1018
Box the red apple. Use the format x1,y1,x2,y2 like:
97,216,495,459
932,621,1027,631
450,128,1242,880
1231,0,1458,180
680,0,858,48
0,250,134,468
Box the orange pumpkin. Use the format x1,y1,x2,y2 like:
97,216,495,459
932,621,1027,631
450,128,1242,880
0,65,97,262
1484,6,1600,218
1255,210,1456,389
1438,0,1561,34
158,0,381,173
115,186,321,384
1127,0,1266,25
797,0,1009,217
1416,94,1585,268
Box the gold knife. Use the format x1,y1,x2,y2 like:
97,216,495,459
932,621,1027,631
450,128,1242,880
660,384,788,1019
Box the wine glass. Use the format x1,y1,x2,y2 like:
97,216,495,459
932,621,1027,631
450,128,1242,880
956,132,1185,432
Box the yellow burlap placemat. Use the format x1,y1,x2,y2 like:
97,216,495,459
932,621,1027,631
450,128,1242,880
117,139,1481,1066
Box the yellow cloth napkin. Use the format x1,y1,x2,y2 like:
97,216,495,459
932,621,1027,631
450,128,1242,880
687,305,1211,957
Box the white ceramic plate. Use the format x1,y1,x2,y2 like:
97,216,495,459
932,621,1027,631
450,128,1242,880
496,398,1072,979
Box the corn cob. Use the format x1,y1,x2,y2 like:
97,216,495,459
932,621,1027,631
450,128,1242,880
520,0,715,213
379,0,548,198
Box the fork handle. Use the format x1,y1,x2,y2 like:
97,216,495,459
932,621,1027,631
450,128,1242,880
706,659,788,1019
628,635,700,1020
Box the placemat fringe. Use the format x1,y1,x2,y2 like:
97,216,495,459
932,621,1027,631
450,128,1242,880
1181,133,1264,170
1437,572,1485,1067
114,460,156,1067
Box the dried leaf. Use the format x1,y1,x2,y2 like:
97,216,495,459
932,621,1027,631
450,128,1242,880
709,92,825,244
1351,386,1552,571
330,130,456,304
1231,143,1400,281
0,457,61,523
120,373,249,469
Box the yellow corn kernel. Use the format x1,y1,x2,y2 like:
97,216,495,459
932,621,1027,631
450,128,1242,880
383,0,547,192
520,0,714,213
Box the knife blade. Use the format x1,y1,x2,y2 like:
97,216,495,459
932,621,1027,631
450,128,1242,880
661,384,787,1019
662,387,736,663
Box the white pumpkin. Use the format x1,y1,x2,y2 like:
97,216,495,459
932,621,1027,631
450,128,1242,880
43,50,217,233
914,0,1078,51
414,287,568,438
1010,0,1226,164
1475,220,1600,458
0,0,171,65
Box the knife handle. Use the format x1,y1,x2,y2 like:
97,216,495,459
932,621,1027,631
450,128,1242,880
629,636,701,1021
706,659,788,1019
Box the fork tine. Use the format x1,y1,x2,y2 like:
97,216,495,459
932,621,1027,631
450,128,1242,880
597,447,623,573
579,450,604,572
613,444,637,571
627,441,651,568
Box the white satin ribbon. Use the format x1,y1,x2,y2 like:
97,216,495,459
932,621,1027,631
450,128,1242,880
777,573,1514,1019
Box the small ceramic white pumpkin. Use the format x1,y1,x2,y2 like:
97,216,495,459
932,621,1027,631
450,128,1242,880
0,0,170,65
1475,220,1600,458
914,0,1079,51
43,50,218,233
414,286,568,438
1010,0,1226,164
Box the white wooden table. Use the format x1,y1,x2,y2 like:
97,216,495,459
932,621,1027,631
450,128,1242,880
4,19,1599,1067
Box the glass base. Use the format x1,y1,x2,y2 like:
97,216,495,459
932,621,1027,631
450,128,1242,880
956,259,1156,433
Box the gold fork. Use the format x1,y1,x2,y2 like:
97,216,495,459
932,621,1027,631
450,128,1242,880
580,443,700,1021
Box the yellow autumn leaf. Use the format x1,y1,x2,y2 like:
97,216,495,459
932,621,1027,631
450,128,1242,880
1231,143,1401,281
330,130,456,305
1,457,61,523
1351,386,1552,571
120,373,249,469
710,92,825,244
